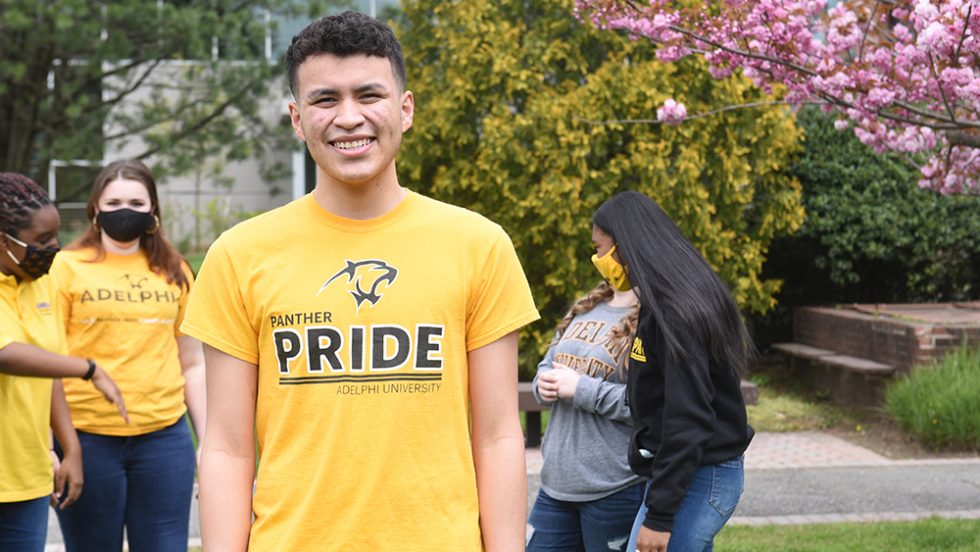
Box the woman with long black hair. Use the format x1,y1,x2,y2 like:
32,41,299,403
591,191,753,552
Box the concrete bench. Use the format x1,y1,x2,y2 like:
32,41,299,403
771,342,895,376
771,342,836,361
821,354,895,375
770,342,896,409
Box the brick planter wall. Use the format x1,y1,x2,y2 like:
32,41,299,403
794,305,980,376
770,303,980,410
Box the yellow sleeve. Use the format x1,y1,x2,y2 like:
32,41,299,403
179,238,258,363
465,226,539,351
173,260,196,338
47,253,73,334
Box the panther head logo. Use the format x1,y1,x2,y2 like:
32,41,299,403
119,274,149,290
317,259,398,312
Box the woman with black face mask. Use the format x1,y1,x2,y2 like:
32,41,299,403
48,160,206,552
0,173,128,552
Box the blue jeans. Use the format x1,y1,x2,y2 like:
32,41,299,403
54,420,195,552
0,496,49,552
527,482,645,552
627,456,744,552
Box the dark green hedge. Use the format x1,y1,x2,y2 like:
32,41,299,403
751,108,980,348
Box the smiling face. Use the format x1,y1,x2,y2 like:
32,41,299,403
288,53,414,192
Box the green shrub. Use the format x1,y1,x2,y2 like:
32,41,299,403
750,107,980,348
886,345,980,450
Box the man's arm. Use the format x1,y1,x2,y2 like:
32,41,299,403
469,331,526,552
177,335,207,458
199,345,257,552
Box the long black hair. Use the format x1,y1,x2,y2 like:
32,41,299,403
593,191,750,376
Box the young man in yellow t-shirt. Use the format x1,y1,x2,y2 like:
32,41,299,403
181,11,539,551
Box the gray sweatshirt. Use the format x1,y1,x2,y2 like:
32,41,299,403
532,301,643,501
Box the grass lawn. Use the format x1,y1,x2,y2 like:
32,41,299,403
744,367,866,434
188,518,980,551
715,517,980,551
746,385,849,432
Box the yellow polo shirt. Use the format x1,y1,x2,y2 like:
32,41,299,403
0,271,65,502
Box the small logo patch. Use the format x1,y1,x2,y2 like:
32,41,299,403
630,337,647,362
118,274,148,289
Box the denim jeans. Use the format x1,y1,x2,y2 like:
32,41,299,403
527,482,645,552
627,456,744,552
54,419,195,552
0,496,49,552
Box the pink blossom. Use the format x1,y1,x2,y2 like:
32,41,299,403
657,99,688,125
865,88,897,109
575,0,980,193
657,45,691,62
918,21,957,54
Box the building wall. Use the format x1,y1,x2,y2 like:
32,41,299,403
71,1,402,250
99,62,296,250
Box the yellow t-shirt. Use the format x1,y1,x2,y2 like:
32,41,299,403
50,248,192,435
181,191,539,551
0,272,64,502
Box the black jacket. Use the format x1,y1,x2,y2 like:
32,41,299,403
626,307,754,532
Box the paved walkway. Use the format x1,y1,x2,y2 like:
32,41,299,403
45,431,980,549
527,431,980,526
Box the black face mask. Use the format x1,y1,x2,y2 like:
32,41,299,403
5,233,60,279
97,209,154,242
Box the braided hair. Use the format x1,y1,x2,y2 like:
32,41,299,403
551,280,640,375
0,173,52,236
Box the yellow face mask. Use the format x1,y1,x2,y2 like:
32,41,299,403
591,245,631,292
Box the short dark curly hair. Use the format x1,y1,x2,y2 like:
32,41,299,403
285,11,406,97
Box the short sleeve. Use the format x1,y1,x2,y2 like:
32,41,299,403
465,227,539,351
179,238,259,363
173,261,196,338
47,253,73,332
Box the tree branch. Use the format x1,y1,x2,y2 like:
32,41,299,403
133,76,265,160
857,0,882,63
573,100,802,125
947,131,980,149
927,52,957,123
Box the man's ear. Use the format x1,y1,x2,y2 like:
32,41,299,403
288,101,306,142
401,90,414,132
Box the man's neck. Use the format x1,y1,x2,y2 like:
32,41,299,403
312,170,407,220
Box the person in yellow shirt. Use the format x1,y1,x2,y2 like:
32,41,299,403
0,172,127,552
181,11,540,552
49,160,206,552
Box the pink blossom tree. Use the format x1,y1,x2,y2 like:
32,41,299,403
575,0,979,194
